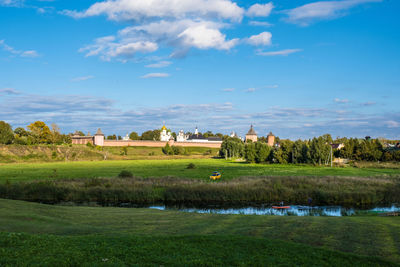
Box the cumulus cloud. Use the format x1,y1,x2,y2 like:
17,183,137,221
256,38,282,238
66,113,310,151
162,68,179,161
79,19,240,61
246,2,273,17
145,61,172,68
178,24,239,50
63,0,245,22
284,0,382,26
64,0,280,61
256,48,302,56
245,32,272,46
79,35,158,61
141,72,170,79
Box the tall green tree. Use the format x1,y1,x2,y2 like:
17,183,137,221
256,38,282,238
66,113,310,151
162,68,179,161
0,121,14,144
245,142,257,163
129,131,140,140
255,142,271,163
141,130,161,141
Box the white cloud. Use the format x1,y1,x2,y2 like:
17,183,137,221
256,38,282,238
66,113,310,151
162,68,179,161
0,88,20,95
0,0,24,7
246,32,272,46
1,91,399,139
285,0,382,26
256,48,302,56
245,87,256,93
63,0,244,22
145,61,172,68
141,72,170,79
80,19,239,61
246,2,273,17
334,98,349,103
79,36,158,61
248,21,273,27
20,50,39,58
0,40,40,58
222,88,235,92
385,120,400,128
71,75,95,82
178,24,238,50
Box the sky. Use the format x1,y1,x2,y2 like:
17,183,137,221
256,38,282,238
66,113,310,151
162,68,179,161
0,0,399,139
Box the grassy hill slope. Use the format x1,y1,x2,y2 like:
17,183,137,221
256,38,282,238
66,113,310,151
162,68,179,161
0,199,399,265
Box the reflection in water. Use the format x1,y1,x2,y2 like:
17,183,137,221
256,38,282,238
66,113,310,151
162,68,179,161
149,205,400,217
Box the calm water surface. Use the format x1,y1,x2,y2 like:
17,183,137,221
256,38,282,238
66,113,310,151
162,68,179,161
149,205,400,217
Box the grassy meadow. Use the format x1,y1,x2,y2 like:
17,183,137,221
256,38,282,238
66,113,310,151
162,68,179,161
1,158,400,183
0,199,399,266
0,147,399,265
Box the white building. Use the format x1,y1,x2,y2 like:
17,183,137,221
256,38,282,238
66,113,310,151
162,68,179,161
160,125,172,141
176,130,189,142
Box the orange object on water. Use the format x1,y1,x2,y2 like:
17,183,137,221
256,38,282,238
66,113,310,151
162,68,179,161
272,206,291,209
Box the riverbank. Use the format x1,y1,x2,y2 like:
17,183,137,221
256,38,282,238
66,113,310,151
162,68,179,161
2,176,399,207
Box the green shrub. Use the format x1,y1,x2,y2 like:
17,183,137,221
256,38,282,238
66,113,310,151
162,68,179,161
118,170,133,178
186,163,196,169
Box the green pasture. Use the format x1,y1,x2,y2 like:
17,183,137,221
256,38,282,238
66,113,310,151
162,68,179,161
0,158,399,182
0,199,399,266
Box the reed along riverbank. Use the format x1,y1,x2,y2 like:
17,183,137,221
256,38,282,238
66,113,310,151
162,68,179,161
1,176,399,207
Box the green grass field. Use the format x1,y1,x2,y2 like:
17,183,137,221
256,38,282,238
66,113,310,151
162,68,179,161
1,156,399,265
1,158,399,182
0,199,399,266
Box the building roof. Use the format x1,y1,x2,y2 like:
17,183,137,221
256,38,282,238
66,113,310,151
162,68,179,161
188,133,206,140
207,137,222,141
95,128,104,136
267,132,274,137
161,125,167,131
246,125,257,136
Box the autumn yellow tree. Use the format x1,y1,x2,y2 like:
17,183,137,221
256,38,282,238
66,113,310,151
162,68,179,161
27,121,52,144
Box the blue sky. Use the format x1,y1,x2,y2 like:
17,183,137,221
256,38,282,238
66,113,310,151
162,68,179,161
0,0,399,139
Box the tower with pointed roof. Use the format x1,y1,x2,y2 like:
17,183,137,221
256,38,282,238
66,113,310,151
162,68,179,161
94,128,104,146
245,125,258,142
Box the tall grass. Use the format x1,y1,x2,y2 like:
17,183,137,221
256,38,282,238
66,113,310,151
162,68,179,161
1,176,399,207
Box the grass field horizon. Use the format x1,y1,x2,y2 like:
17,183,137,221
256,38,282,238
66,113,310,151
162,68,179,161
1,158,400,183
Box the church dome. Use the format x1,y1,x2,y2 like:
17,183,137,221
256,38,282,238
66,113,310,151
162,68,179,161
161,125,167,131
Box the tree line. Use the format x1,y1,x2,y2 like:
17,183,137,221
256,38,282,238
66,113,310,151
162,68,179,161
0,120,228,145
219,135,400,163
0,121,71,145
